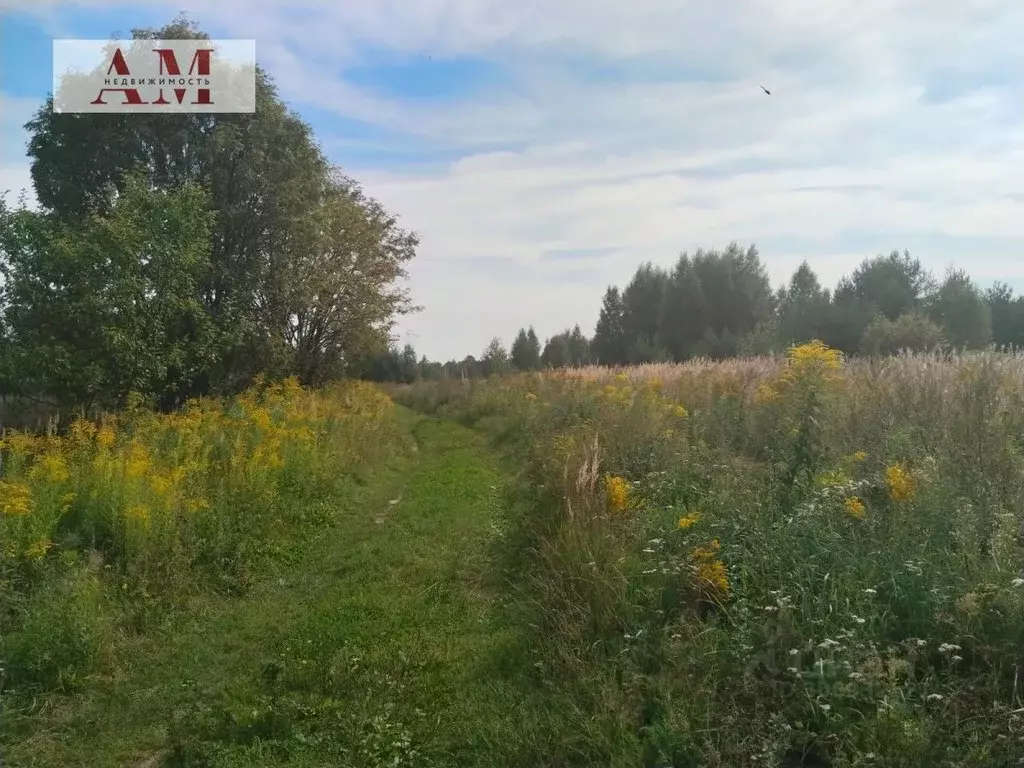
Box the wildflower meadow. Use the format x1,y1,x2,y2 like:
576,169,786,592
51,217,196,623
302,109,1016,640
395,343,1024,766
4,346,1024,766
1,378,402,696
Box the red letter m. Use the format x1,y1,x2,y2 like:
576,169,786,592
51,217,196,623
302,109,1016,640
152,47,213,105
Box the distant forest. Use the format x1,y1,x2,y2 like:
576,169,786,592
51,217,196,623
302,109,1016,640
360,244,1022,382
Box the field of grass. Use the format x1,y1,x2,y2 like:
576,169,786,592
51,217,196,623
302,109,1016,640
1,381,550,766
5,345,1024,766
395,344,1024,766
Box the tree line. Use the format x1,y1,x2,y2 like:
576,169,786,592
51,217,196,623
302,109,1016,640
0,16,417,414
364,242,1024,382
3,17,1020,399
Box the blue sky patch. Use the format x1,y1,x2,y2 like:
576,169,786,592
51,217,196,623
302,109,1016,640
343,50,507,102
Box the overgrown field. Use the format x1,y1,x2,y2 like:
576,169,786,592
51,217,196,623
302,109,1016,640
396,344,1024,767
6,348,1024,766
0,379,409,761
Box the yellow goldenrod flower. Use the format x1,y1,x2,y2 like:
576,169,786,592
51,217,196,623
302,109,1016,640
125,443,151,479
787,340,843,372
250,407,273,431
1,432,41,456
776,340,845,389
30,453,71,483
672,404,689,419
852,451,868,462
885,463,915,502
677,512,700,529
25,539,53,559
691,540,730,595
0,481,32,516
96,425,116,449
844,496,866,520
605,475,630,514
70,418,97,443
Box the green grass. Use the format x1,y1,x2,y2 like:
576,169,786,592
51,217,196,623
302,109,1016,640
391,357,1024,766
2,411,552,767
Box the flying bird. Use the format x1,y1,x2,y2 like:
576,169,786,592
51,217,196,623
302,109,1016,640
760,85,771,95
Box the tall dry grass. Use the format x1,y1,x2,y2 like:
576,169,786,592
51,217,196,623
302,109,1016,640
395,346,1024,766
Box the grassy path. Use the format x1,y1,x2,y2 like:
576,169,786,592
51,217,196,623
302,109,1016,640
6,412,549,767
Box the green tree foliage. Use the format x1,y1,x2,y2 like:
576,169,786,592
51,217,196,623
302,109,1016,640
540,326,592,369
927,269,992,349
859,311,944,356
986,282,1024,349
26,18,331,387
7,15,417,405
482,338,510,377
0,172,215,410
823,250,934,352
656,243,773,360
627,334,670,364
658,254,705,360
621,263,669,353
510,327,541,371
354,343,436,383
777,261,831,345
567,325,591,366
592,287,628,365
737,317,781,356
350,243,1024,386
541,334,571,369
283,174,417,385
843,250,934,321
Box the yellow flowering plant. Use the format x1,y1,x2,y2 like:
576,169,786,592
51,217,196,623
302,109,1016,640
605,475,630,514
885,463,915,502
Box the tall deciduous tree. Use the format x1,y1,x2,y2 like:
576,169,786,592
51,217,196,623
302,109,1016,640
0,172,215,409
21,15,416,396
482,338,510,376
541,333,571,369
282,173,418,385
927,269,991,349
777,261,831,345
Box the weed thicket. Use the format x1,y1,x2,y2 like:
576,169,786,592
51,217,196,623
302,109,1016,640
397,345,1024,766
1,378,401,696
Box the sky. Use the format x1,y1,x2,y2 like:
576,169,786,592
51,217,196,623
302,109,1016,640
3,1,1024,360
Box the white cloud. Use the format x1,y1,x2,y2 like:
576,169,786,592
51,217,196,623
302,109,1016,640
5,1,1024,358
